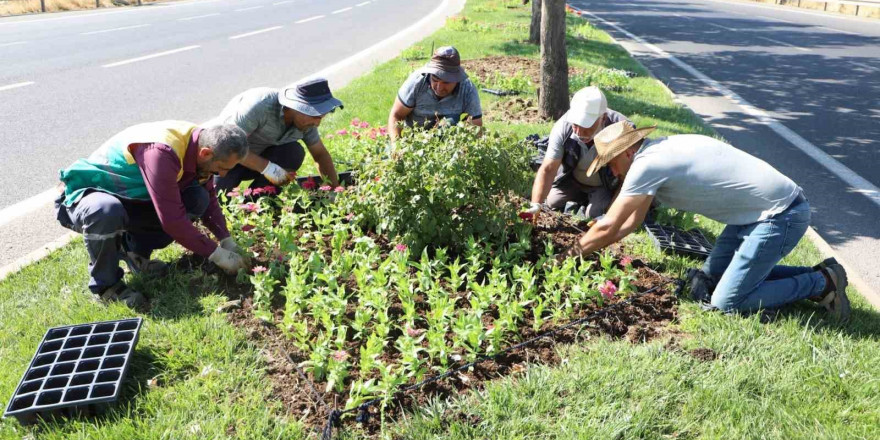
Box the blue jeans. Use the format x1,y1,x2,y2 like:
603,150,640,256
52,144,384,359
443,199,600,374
703,195,826,312
214,141,306,191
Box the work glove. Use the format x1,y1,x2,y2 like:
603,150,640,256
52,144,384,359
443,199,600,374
522,202,542,225
209,246,248,275
219,236,241,253
262,162,291,186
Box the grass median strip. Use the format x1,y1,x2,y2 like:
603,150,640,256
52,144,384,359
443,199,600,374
1,1,878,439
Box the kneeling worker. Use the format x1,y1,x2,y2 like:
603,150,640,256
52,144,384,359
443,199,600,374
211,78,344,190
388,46,483,143
558,122,850,321
56,122,251,308
527,86,631,220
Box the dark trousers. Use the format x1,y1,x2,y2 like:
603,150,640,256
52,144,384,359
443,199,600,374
56,184,209,293
546,178,614,219
214,141,306,191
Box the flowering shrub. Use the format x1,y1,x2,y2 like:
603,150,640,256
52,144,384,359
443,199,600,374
342,125,531,252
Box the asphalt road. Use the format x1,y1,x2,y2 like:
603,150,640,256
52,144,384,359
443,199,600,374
571,0,880,295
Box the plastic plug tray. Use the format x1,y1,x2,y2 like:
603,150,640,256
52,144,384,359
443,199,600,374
295,170,353,186
643,221,714,259
3,318,143,425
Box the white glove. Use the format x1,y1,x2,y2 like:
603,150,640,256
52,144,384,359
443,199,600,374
209,246,247,275
261,162,291,186
220,237,241,253
526,202,542,214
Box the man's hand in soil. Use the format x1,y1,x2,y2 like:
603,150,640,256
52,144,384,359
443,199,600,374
262,162,292,186
209,246,248,275
219,237,251,265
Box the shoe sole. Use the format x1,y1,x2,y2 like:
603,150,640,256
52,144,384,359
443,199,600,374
828,264,851,323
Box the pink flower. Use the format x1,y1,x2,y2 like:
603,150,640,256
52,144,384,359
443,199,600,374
359,121,370,129
226,189,240,198
345,213,355,221
238,202,258,213
620,256,633,267
351,130,360,139
373,176,380,182
243,188,253,197
252,265,268,274
394,244,408,252
378,127,388,136
334,186,345,193
351,118,361,126
518,212,533,221
252,187,265,196
405,325,424,338
331,350,350,362
599,280,617,300
241,224,255,232
336,129,348,136
258,185,277,195
301,178,317,190
367,130,377,140
319,185,333,191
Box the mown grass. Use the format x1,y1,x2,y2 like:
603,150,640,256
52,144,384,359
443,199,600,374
1,0,878,439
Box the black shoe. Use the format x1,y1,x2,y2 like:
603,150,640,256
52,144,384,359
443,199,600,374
818,264,851,323
97,281,146,309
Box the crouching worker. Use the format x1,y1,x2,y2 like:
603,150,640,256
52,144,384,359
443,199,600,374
388,46,482,143
526,87,630,220
557,122,851,321
211,78,344,191
56,122,251,308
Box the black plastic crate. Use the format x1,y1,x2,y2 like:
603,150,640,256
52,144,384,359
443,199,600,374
3,318,143,425
643,221,714,259
295,170,354,186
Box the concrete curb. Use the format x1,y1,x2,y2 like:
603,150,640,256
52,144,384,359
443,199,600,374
0,0,467,283
569,4,880,310
713,0,880,19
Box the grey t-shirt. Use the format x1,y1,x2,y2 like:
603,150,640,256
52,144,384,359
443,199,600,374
620,134,801,225
397,70,483,128
546,109,630,187
208,87,321,156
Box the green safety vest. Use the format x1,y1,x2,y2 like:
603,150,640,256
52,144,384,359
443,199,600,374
59,121,196,207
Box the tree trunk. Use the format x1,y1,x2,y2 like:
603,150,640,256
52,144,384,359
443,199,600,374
539,0,569,120
528,0,542,45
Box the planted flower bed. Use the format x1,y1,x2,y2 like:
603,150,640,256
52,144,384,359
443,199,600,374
219,123,678,431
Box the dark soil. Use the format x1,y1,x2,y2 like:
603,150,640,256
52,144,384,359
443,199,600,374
219,208,679,436
688,348,718,362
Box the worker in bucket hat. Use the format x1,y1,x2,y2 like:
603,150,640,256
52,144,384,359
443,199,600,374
387,46,483,142
210,78,344,190
557,121,850,322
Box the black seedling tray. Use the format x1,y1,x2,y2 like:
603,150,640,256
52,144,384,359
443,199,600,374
3,318,143,425
481,88,521,96
295,170,354,186
643,221,714,259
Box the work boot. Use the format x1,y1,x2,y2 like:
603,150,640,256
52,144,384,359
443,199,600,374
685,268,715,303
121,251,169,277
817,264,851,323
97,281,146,309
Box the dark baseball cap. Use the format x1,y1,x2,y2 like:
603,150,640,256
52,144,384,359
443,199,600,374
423,46,468,83
278,78,344,117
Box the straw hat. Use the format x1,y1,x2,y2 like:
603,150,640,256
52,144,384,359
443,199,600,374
586,121,657,177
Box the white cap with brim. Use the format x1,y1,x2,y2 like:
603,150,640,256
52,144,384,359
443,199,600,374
278,78,344,117
565,86,607,128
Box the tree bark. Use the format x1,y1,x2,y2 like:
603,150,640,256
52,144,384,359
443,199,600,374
539,0,569,120
528,0,541,45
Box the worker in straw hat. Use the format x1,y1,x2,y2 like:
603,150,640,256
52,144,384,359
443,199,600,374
557,121,851,321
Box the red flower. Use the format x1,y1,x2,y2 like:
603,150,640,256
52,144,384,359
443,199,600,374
518,212,533,221
301,178,317,190
287,171,297,180
258,185,277,195
620,256,633,267
252,265,268,274
394,244,408,252
241,224,255,232
598,280,617,300
319,185,333,191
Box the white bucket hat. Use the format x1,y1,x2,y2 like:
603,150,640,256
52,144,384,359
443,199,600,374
566,86,607,128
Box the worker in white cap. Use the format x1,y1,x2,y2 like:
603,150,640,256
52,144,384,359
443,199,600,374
526,87,632,220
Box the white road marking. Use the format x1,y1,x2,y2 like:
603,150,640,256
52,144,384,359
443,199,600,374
819,26,859,36
235,6,264,12
295,15,325,23
578,8,880,209
850,61,877,72
80,24,150,35
102,45,200,68
0,81,35,92
229,25,283,39
356,1,371,6
0,41,27,47
178,12,221,21
333,7,353,14
273,0,295,4
0,189,58,229
707,22,736,31
671,13,691,19
756,35,811,52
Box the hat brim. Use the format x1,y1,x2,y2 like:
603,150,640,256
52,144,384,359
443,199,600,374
424,66,468,83
279,96,344,117
585,126,656,177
